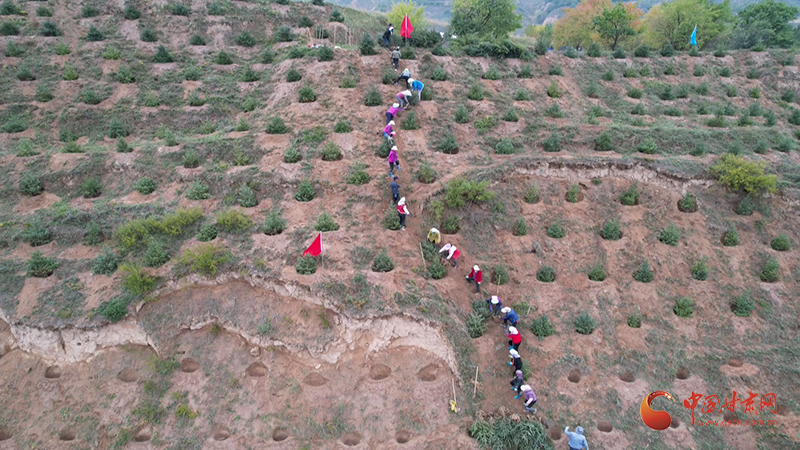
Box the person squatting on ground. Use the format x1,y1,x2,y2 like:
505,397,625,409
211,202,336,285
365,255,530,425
507,326,521,351
388,146,400,177
509,369,523,394
397,197,410,230
391,46,401,70
382,24,394,49
397,90,412,109
381,120,396,141
385,103,402,125
427,227,441,247
394,68,411,89
466,265,482,293
564,426,589,450
390,176,400,205
439,243,460,269
486,295,502,317
520,385,537,413
409,78,424,101
507,349,522,374
500,307,519,327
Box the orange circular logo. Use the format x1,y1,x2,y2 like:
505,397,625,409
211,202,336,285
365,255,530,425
641,391,675,430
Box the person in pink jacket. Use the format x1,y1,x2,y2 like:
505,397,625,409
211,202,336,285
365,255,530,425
397,197,410,230
385,103,401,125
396,90,412,109
438,243,460,269
388,145,400,177
381,121,396,141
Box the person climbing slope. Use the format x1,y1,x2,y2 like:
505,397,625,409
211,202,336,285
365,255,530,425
507,349,522,375
500,307,519,327
409,78,424,101
486,295,502,317
507,326,522,351
520,385,537,413
438,243,460,269
390,176,400,205
385,103,402,125
509,369,523,395
564,426,589,450
391,46,401,70
388,145,400,177
427,227,441,247
394,68,411,89
396,89,412,109
465,265,482,293
397,197,410,230
381,120,396,141
382,24,394,49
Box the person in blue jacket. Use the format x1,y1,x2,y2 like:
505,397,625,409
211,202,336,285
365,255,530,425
500,307,518,327
409,78,424,101
564,426,589,450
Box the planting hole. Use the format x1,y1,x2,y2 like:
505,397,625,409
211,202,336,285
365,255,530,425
597,421,613,433
272,428,288,442
548,427,562,440
567,369,581,383
0,427,12,441
117,368,138,382
342,432,361,446
369,364,391,380
59,428,75,441
133,425,150,442
417,364,438,382
676,367,690,380
304,373,328,386
728,358,743,368
180,358,199,373
723,410,738,422
44,366,61,379
777,406,788,416
246,361,268,377
212,425,230,441
396,430,410,444
670,417,680,428
619,372,635,383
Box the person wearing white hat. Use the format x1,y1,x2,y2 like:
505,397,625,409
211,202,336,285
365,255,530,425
394,67,411,89
565,426,588,450
381,120,396,141
465,265,483,293
396,89,412,109
520,385,537,413
396,197,410,230
385,103,402,125
438,243,460,269
387,145,400,177
485,295,503,317
410,78,424,101
500,307,519,327
507,349,522,374
506,326,522,351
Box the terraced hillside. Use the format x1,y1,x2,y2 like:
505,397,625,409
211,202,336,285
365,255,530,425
0,0,799,449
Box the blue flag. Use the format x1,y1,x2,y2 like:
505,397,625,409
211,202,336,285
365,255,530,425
690,25,697,46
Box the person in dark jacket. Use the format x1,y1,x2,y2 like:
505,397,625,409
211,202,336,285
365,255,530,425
486,295,502,317
394,68,411,89
391,46,401,70
390,176,400,205
382,24,394,49
500,307,519,327
507,349,522,375
510,369,524,395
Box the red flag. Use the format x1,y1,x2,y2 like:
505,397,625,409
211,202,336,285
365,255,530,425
400,14,413,39
303,233,322,257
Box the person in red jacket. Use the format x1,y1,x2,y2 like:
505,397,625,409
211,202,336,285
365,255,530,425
507,326,522,351
396,197,410,230
466,265,482,293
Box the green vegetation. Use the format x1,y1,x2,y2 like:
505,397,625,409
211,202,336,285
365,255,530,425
574,312,596,335
691,259,709,281
120,262,157,294
466,313,487,338
27,252,58,278
295,255,317,275
216,209,253,233
771,234,791,251
371,249,394,273
588,262,606,281
179,244,230,277
633,260,654,283
536,265,555,283
658,223,681,246
674,297,694,317
314,211,339,232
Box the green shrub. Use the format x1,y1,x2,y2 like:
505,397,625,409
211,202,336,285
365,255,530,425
286,69,302,82
382,208,402,230
536,265,555,283
320,141,342,161
427,260,446,279
612,48,625,59
526,314,555,340
705,113,727,128
216,50,233,65
659,223,681,246
314,211,339,232
771,234,791,251
491,265,509,285
413,160,437,184
329,8,344,22
96,295,130,322
517,65,534,78
634,44,650,57
235,31,256,47
237,185,258,208
544,103,564,118
691,259,708,281
495,139,515,155
760,257,780,282
266,117,289,134
80,178,103,199
216,209,252,233
585,82,600,98
633,260,654,282
134,178,156,195
197,223,217,242
186,181,211,200
152,45,174,63
523,184,539,204
454,104,470,123
16,66,33,81
627,313,642,328
512,218,527,236
189,34,206,45
467,83,485,101
585,261,606,282
317,46,334,62
207,1,227,14
749,87,761,99
27,251,58,278
179,244,230,277
339,76,356,88
371,249,394,272
565,183,579,202
37,6,53,17
170,3,191,16
466,313,487,338
295,255,317,275
595,133,613,152
376,140,391,158
623,68,638,78
284,147,301,163
79,87,104,105
547,222,565,239
725,84,737,97
731,292,755,316
546,81,562,98
83,222,103,246
710,155,777,196
433,131,459,154
140,27,157,42
673,297,694,317
620,183,640,206
120,262,157,294
263,210,287,236
36,84,54,102
431,67,447,81
402,111,420,130
345,162,370,185
359,33,376,55
108,120,128,138
722,226,739,247
240,65,259,82
587,42,602,57
443,177,494,208
548,65,562,76
19,173,43,196
543,133,562,152
86,25,104,41
501,109,519,122
332,121,351,134
441,216,461,234
63,142,82,153
678,193,697,212
574,312,596,334
664,107,682,117
182,150,201,168
144,241,170,268
40,22,61,37
364,86,382,106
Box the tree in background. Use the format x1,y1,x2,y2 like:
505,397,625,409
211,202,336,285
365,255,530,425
553,0,609,50
388,0,427,32
732,0,798,49
450,0,522,38
642,0,732,50
593,2,642,50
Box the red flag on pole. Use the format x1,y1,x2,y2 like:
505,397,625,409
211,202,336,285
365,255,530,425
400,14,413,40
303,233,322,257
